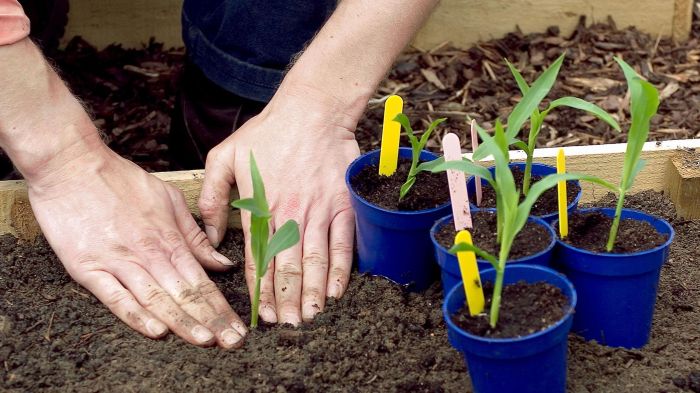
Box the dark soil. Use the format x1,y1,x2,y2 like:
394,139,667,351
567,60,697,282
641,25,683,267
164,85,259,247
470,166,581,216
0,191,699,392
434,210,551,260
452,281,569,339
565,210,668,253
350,157,449,211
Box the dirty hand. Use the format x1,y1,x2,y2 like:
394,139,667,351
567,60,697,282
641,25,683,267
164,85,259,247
27,145,248,349
199,84,360,325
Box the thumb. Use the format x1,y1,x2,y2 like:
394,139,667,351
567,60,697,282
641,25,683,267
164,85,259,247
198,143,236,247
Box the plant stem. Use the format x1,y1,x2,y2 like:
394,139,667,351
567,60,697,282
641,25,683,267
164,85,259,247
250,276,262,328
489,261,506,327
606,192,626,252
522,151,534,196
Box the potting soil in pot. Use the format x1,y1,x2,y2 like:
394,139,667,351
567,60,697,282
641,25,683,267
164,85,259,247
451,281,569,338
350,157,449,211
565,210,668,253
434,211,550,260
1,191,699,392
469,166,581,216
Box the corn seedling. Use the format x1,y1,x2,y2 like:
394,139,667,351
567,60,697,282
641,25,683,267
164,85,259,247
393,114,446,201
231,152,300,328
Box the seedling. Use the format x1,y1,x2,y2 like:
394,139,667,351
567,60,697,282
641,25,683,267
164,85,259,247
474,53,621,196
231,152,300,328
393,114,447,201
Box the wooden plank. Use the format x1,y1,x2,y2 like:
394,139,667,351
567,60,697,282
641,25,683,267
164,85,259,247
2,139,700,240
60,0,690,50
667,149,700,219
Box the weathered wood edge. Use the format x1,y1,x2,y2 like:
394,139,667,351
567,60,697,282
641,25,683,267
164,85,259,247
2,139,699,240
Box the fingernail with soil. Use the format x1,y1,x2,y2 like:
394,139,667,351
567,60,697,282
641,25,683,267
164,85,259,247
205,225,219,247
327,282,344,299
221,329,244,348
231,321,248,337
259,305,278,323
146,319,168,337
192,325,215,344
302,302,322,321
212,251,234,266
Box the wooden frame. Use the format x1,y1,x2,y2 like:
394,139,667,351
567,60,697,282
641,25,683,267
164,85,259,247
2,139,699,241
61,0,692,50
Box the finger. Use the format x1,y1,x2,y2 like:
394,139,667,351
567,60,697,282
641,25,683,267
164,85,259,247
301,219,330,321
199,143,236,247
109,261,216,347
274,218,304,326
78,271,168,339
327,208,355,298
169,185,235,271
242,213,278,323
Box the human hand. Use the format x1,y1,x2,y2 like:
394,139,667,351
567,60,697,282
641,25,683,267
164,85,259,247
199,84,360,325
27,145,248,349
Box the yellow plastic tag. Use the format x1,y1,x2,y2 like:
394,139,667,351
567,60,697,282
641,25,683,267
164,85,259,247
455,230,485,316
557,148,568,238
378,95,403,176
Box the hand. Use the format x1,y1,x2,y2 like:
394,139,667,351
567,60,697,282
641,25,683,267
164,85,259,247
199,84,360,325
27,145,248,349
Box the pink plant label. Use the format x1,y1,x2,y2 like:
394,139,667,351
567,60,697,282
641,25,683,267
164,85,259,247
470,120,483,206
442,133,473,230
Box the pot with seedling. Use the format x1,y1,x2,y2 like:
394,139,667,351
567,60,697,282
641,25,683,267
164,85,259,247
231,152,300,328
553,58,674,349
429,124,591,393
467,53,620,222
346,95,451,291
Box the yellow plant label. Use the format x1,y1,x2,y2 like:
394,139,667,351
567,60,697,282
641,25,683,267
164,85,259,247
455,230,485,316
557,148,568,238
378,95,403,176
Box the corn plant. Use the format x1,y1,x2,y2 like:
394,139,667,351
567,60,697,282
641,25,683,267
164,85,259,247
474,53,620,196
393,114,446,201
231,151,300,328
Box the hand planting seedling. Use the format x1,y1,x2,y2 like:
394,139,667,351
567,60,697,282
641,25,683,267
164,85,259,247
231,151,300,328
393,113,446,201
474,53,620,196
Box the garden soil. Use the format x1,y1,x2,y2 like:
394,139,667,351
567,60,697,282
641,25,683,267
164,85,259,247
0,190,698,392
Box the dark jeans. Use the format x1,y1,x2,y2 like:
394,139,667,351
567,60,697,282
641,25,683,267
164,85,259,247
170,0,337,169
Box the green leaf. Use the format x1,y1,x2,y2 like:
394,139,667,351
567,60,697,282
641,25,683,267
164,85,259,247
249,152,270,214
430,159,495,186
250,215,269,274
620,78,659,192
628,159,646,187
511,139,529,152
399,176,416,201
262,220,300,271
419,118,447,149
415,156,444,172
231,198,271,218
448,242,499,270
545,97,621,131
393,113,417,145
505,58,531,95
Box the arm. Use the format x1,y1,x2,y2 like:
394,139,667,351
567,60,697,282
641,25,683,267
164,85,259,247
0,36,247,348
199,0,439,324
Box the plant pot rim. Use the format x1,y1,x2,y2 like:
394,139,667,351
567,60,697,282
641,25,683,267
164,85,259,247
467,162,582,220
345,148,451,216
430,211,556,266
443,264,577,344
553,207,675,257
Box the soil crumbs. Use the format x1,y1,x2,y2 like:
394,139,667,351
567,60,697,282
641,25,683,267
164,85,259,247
565,210,668,253
350,158,449,211
472,166,581,217
452,281,569,339
435,211,550,260
0,190,699,392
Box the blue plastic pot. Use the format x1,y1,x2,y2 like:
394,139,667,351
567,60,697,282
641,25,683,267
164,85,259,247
346,148,451,291
555,208,674,348
466,162,582,223
430,213,556,295
444,265,576,393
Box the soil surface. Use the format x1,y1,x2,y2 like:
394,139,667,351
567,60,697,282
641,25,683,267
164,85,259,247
470,166,581,216
434,211,551,260
1,191,698,392
564,210,668,253
350,158,449,211
452,281,569,339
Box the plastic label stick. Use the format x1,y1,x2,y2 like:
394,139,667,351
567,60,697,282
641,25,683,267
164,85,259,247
443,133,472,230
378,95,403,176
470,120,483,206
455,230,485,316
557,148,568,238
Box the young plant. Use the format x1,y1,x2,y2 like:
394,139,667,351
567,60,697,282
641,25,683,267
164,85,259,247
474,53,621,196
426,124,611,327
393,114,447,201
231,152,300,328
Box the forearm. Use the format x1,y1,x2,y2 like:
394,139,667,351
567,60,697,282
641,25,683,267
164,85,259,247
0,38,105,184
278,0,439,120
